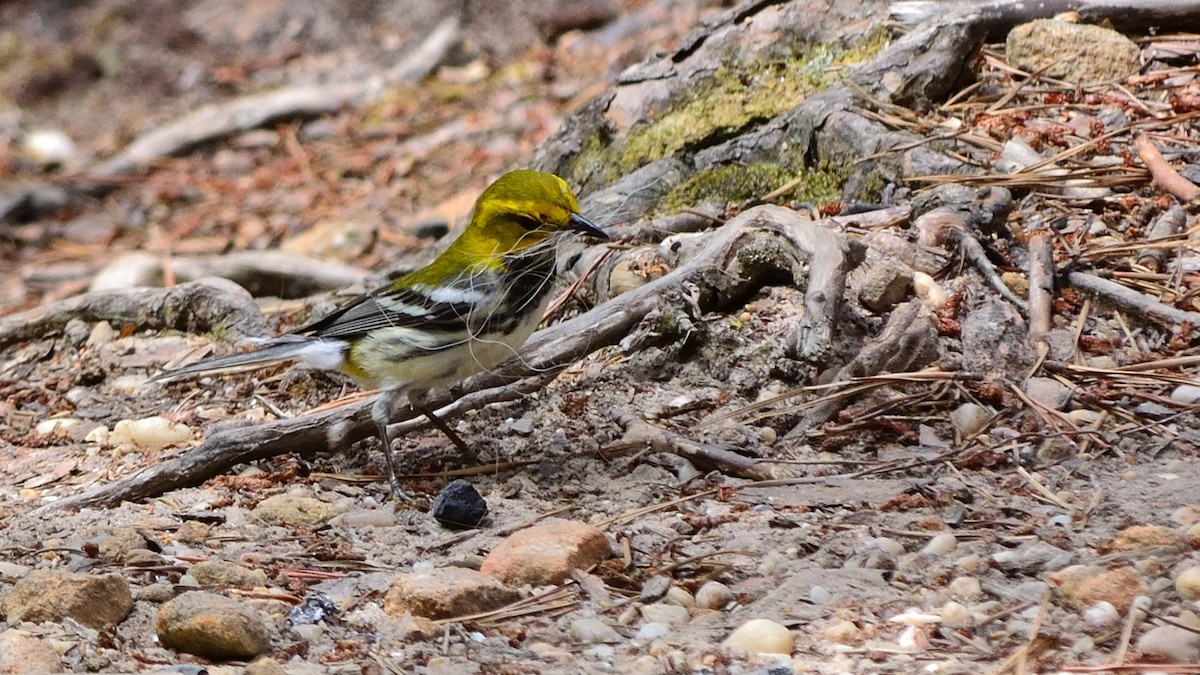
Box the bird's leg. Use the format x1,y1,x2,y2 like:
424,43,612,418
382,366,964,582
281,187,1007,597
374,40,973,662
408,390,481,465
371,391,417,503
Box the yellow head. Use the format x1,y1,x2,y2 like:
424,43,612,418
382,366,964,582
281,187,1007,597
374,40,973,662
408,170,606,282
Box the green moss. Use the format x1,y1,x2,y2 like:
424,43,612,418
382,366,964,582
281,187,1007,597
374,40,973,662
659,159,850,213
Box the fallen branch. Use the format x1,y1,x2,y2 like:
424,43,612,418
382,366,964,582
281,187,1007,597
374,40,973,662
0,278,268,351
1133,133,1200,203
1,18,459,224
90,251,369,298
618,414,797,482
34,205,858,512
1068,271,1200,328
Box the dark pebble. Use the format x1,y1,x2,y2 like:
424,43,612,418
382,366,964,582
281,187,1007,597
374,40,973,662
432,479,488,529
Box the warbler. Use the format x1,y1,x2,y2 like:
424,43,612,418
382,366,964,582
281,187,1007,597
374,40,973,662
157,169,608,499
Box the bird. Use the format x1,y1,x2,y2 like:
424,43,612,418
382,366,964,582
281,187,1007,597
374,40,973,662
156,169,608,500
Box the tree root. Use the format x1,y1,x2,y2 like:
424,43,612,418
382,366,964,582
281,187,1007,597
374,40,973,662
0,278,268,351
34,204,862,512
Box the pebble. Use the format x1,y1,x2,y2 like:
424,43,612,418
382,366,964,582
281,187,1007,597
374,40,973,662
0,629,62,674
188,560,269,588
156,591,271,659
639,603,689,626
1170,383,1200,404
110,416,193,451
383,567,519,620
1065,566,1148,613
1111,524,1180,551
244,656,288,675
664,586,695,608
431,479,488,529
820,619,862,644
569,617,621,643
480,518,612,586
639,575,670,602
695,581,734,610
22,129,78,167
809,586,832,605
1023,377,1072,410
1137,625,1200,663
1,570,133,629
1175,566,1200,601
948,576,982,599
1189,523,1200,548
173,520,211,544
940,601,972,626
329,509,395,528
949,403,991,438
0,562,31,579
1082,601,1120,630
634,622,670,642
722,619,794,656
251,493,337,527
922,533,958,555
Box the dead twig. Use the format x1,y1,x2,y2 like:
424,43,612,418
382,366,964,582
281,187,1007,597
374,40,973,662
1067,271,1200,328
1133,133,1200,203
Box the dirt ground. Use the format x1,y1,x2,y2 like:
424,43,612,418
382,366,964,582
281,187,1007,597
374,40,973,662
4,1,1200,674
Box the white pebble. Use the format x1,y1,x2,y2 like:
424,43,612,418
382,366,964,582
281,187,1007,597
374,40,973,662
639,603,688,626
110,416,192,451
1176,567,1200,601
1171,384,1200,404
663,586,695,608
888,609,942,626
1137,625,1200,663
913,272,948,307
634,622,670,642
870,537,907,557
722,619,794,656
569,618,621,644
1082,601,1120,629
22,129,78,166
35,418,82,436
695,581,733,610
949,403,991,438
809,585,832,605
922,533,958,555
940,601,973,627
948,576,982,599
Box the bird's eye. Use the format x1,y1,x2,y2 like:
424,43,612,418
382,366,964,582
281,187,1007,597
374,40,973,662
512,215,544,231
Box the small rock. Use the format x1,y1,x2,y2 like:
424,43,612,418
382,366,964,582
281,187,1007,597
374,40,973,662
21,129,78,167
1110,524,1181,552
138,582,176,603
1137,625,1200,663
639,603,689,626
188,560,269,588
0,628,63,674
0,562,32,579
1176,566,1200,601
1006,19,1140,84
639,575,670,602
281,218,377,263
820,619,862,645
2,570,133,629
1056,566,1147,613
173,520,211,544
922,533,958,555
156,591,271,660
289,594,339,625
1170,383,1200,404
110,416,193,451
723,619,794,656
1082,601,1120,630
948,576,982,599
480,518,612,586
244,656,287,675
940,601,972,626
1024,377,1072,411
251,493,337,527
431,479,488,529
857,258,913,313
949,403,991,438
99,527,153,563
569,617,621,643
383,567,519,620
329,509,396,528
695,581,734,610
664,586,695,608
635,622,670,642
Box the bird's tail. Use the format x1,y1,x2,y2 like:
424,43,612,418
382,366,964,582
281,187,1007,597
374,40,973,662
153,335,342,382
